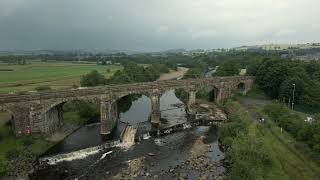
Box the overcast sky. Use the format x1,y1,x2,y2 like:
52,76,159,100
0,0,319,51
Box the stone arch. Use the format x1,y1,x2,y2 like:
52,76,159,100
236,82,247,95
113,92,152,124
42,96,99,116
195,85,220,103
39,97,99,134
0,105,14,115
159,87,188,124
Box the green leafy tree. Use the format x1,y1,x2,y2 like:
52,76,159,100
215,60,240,76
255,59,290,98
80,70,106,87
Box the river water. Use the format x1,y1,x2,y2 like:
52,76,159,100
30,90,225,179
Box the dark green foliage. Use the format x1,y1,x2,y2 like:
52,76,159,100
263,103,320,156
174,89,188,104
195,88,217,102
35,85,51,91
22,137,34,146
227,135,274,180
63,100,99,122
254,58,320,108
219,114,249,147
255,58,290,98
246,58,263,76
107,70,133,84
215,60,240,76
80,70,106,87
106,62,162,84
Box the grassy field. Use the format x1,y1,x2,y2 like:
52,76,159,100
241,104,320,179
0,62,122,93
258,115,320,179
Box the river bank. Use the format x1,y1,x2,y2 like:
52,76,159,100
31,125,226,180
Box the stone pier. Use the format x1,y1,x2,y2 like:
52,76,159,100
187,90,196,114
150,94,161,125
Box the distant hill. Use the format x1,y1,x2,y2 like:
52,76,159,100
233,43,320,51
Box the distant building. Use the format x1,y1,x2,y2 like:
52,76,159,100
293,53,320,61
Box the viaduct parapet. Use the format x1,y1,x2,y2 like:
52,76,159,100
0,76,253,136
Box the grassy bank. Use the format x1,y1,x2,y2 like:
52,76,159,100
220,101,320,179
0,112,55,177
0,110,91,177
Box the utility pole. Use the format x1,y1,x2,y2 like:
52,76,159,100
288,97,291,109
292,83,296,110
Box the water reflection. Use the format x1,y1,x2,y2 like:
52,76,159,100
46,90,185,154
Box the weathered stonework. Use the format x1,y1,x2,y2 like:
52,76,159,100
0,76,254,136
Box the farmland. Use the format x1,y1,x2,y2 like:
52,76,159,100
0,62,122,94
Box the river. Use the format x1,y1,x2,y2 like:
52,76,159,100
30,89,225,179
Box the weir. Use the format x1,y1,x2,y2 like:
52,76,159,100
120,124,139,147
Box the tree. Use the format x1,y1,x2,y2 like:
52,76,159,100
255,59,290,98
246,58,263,76
279,77,305,104
107,70,133,84
215,60,240,76
80,70,106,87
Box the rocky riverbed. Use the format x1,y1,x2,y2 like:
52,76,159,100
110,137,225,180
31,126,226,180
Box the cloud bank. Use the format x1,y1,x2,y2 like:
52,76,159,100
0,0,319,51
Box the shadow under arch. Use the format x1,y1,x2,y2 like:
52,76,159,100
160,88,188,127
196,85,220,103
114,93,152,125
237,82,246,93
40,98,99,134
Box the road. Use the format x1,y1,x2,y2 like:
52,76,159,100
157,67,188,81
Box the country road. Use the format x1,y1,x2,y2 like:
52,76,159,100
157,67,188,81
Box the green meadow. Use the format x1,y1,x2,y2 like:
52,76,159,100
0,62,122,93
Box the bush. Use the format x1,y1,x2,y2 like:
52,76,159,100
263,103,320,156
63,101,99,122
35,85,51,91
227,135,274,180
22,137,34,146
0,161,8,177
80,70,106,87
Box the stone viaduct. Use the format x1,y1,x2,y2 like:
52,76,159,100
0,76,253,136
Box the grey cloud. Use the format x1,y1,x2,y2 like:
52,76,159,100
0,0,319,51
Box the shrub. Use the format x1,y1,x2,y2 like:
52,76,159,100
22,137,34,146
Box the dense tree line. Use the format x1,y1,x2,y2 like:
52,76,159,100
263,103,320,156
80,62,169,87
248,58,320,108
